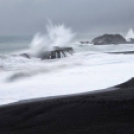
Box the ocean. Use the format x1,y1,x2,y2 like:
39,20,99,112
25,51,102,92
0,36,31,54
1,25,134,105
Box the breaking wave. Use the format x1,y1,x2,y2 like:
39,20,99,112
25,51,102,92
0,24,76,81
30,24,75,57
1,24,134,105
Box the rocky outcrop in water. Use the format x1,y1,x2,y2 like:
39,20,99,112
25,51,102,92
80,41,90,44
18,47,74,60
38,46,74,59
20,53,31,59
92,34,126,45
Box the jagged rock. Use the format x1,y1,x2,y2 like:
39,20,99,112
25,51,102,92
16,47,74,60
20,53,31,59
40,47,74,60
92,34,126,45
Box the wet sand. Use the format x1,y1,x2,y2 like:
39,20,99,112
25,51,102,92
0,78,134,134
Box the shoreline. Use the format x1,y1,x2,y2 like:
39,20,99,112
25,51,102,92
0,78,134,133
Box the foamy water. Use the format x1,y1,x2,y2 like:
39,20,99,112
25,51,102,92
1,25,134,105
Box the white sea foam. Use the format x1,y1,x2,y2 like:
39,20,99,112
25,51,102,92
1,25,134,105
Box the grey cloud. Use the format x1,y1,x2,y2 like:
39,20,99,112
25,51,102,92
0,0,134,36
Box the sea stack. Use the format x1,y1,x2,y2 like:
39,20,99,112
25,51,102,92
92,34,126,45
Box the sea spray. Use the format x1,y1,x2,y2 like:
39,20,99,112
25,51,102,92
30,24,75,58
0,24,76,82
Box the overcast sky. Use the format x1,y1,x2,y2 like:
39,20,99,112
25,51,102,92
0,0,134,36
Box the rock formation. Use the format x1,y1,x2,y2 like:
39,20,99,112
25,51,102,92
20,53,31,59
38,46,74,59
92,34,126,45
19,47,74,60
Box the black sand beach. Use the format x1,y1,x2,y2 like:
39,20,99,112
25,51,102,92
1,78,134,134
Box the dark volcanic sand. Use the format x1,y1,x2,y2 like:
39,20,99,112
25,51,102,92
1,78,134,134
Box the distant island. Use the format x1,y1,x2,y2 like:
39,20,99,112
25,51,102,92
80,29,134,45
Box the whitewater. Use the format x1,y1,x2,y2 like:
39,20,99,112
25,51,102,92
1,25,134,105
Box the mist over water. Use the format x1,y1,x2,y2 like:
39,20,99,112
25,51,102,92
1,24,134,105
30,24,75,57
